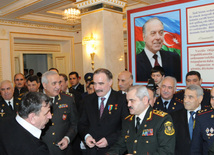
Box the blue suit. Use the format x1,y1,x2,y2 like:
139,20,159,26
191,109,214,155
136,50,181,82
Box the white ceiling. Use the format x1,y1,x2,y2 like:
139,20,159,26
0,0,173,31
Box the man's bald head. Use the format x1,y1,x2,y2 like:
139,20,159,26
118,71,133,92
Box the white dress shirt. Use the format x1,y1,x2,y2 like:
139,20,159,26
144,47,162,67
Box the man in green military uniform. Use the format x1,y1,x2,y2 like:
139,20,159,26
107,85,175,155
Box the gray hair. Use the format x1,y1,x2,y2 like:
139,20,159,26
42,71,58,84
185,84,203,97
128,85,150,100
143,17,164,36
0,80,13,88
162,76,177,90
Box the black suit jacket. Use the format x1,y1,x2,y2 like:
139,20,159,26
136,49,181,82
0,117,50,155
171,108,191,155
154,96,184,113
74,83,84,94
78,89,129,155
41,93,78,155
0,97,19,120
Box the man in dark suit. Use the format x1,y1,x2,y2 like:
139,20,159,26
175,71,210,108
191,86,214,155
69,71,84,94
13,73,28,99
136,17,181,82
78,68,129,155
171,85,203,155
0,80,19,119
41,71,78,155
0,92,52,155
154,76,184,113
107,85,175,155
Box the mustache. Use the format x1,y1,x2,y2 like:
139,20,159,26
95,90,103,93
128,106,133,110
162,92,170,95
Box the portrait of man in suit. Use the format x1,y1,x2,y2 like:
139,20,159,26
136,17,181,82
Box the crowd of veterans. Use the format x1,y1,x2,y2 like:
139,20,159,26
0,67,214,155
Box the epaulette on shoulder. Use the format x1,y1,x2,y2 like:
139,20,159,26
174,97,183,104
175,89,184,94
18,93,25,100
203,88,211,92
153,109,168,117
125,115,134,121
65,92,73,97
198,109,213,116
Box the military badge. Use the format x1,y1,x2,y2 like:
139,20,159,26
108,105,113,114
164,121,175,136
206,128,214,137
142,129,153,136
62,114,67,120
115,104,118,110
58,104,68,108
0,109,5,117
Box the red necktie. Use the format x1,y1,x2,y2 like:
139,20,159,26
100,97,106,118
153,54,160,66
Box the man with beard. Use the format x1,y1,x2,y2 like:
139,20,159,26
78,68,129,155
154,76,183,113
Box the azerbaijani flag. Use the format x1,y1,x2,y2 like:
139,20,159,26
135,16,181,56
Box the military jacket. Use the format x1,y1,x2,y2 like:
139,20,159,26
107,106,175,155
191,109,214,155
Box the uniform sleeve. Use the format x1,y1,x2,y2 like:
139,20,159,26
65,96,78,142
152,115,175,155
190,115,203,155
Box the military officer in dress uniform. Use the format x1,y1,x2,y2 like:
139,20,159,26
13,73,28,99
154,76,184,113
175,71,210,108
107,85,175,155
0,80,19,119
191,86,214,155
41,71,78,155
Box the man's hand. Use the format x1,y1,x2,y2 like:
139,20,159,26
96,137,108,148
58,138,68,150
86,136,96,148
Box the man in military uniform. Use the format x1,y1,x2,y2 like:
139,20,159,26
175,71,210,108
154,76,183,113
26,75,42,92
13,73,28,99
41,71,78,155
0,80,19,119
191,86,214,155
107,85,175,155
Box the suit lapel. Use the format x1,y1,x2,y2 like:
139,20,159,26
183,109,191,139
160,50,168,68
142,50,152,70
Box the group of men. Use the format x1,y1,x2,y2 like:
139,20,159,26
0,67,214,154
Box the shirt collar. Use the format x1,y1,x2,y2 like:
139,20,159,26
136,106,150,122
16,115,42,139
99,89,112,101
144,47,161,60
73,83,80,89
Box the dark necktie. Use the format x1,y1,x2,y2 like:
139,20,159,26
164,101,168,110
153,54,160,66
136,117,141,133
100,97,106,118
8,101,13,110
189,111,196,140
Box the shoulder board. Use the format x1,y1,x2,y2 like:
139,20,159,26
174,97,183,104
203,88,211,92
175,89,184,94
65,92,73,97
17,93,25,100
153,109,168,117
60,93,72,98
198,109,213,115
125,115,134,121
